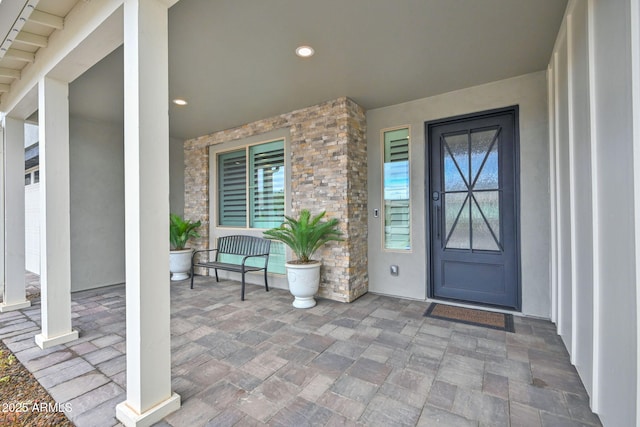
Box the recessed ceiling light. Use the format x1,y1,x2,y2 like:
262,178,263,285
172,98,188,106
295,45,314,58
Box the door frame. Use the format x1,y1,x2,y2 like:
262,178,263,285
425,106,522,311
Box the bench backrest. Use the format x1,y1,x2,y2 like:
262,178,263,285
217,235,271,256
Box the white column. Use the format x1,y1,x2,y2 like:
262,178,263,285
115,0,180,425
630,0,640,424
34,77,78,349
0,124,3,299
0,117,30,312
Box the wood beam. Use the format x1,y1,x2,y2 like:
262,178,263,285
4,49,34,63
0,0,124,117
0,68,20,79
14,32,48,48
29,10,64,30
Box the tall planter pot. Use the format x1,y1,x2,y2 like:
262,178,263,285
286,261,321,308
170,248,193,281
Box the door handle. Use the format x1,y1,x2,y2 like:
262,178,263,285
435,205,441,239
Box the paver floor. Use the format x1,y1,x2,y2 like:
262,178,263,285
0,273,601,426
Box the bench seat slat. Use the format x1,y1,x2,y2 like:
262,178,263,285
193,261,265,273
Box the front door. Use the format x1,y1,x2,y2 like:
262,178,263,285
427,108,519,309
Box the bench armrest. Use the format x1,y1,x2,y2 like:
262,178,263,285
192,248,219,263
240,253,269,267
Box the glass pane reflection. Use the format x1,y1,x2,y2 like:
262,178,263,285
471,129,499,190
472,191,500,250
445,193,470,249
444,133,469,191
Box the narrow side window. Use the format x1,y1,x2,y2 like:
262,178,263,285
383,128,411,251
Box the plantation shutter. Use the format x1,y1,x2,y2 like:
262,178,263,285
218,150,247,226
383,128,411,250
249,140,285,228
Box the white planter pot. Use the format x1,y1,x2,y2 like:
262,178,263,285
286,261,321,308
170,249,193,281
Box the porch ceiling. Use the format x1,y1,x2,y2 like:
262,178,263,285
0,0,77,92
1,0,568,140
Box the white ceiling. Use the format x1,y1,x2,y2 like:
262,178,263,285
8,0,569,140
0,0,77,88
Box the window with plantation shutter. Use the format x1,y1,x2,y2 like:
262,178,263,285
383,128,411,250
217,139,287,274
218,150,247,227
249,141,285,228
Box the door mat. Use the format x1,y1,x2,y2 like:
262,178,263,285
424,303,515,332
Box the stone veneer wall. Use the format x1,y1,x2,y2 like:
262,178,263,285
184,97,368,302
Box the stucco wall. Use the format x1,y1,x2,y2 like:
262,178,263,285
23,126,184,288
69,116,125,291
24,182,40,274
24,123,38,148
366,71,550,317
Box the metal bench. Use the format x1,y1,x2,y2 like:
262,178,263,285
190,235,271,301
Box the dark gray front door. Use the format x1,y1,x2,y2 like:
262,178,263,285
428,108,519,309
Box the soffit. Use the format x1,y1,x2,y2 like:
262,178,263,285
0,0,79,93
4,0,569,141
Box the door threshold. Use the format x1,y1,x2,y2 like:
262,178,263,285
426,298,522,316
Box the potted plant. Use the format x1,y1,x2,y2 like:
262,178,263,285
263,209,343,308
169,213,201,281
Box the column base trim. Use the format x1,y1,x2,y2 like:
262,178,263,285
0,300,31,312
116,393,181,427
35,330,79,349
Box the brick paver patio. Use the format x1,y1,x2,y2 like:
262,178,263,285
0,273,601,426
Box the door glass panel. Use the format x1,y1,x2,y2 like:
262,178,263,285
441,127,502,252
445,193,470,249
472,191,501,250
443,133,469,191
472,129,499,190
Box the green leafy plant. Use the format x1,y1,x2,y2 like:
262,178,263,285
170,213,201,250
0,349,15,383
263,209,343,263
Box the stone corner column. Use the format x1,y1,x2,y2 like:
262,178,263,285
291,98,368,303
